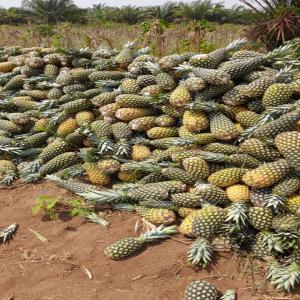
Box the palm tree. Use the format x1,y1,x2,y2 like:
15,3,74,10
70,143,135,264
21,0,80,24
145,2,178,22
177,0,215,21
240,0,300,49
114,6,144,24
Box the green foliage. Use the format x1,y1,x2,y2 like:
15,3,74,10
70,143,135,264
1,0,254,25
199,40,218,53
35,24,55,37
242,0,300,49
32,195,94,220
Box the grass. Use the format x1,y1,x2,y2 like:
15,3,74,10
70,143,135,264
0,22,246,55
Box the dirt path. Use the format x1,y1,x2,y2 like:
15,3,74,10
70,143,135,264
0,182,299,300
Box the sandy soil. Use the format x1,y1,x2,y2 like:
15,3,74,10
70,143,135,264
0,182,299,300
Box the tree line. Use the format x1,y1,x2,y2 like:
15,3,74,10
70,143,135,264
0,0,255,25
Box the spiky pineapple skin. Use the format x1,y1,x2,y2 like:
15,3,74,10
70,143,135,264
242,159,291,188
135,206,176,225
275,131,300,171
249,207,273,230
208,168,248,187
184,281,219,300
226,184,250,202
104,237,143,260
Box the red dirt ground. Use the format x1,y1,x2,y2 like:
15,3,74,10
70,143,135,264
0,182,299,300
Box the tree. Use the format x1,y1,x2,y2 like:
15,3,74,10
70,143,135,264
21,0,81,24
241,0,300,49
145,2,178,22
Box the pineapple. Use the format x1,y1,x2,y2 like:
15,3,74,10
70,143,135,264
208,167,248,187
226,184,250,203
35,152,80,178
203,143,240,155
192,205,226,238
178,207,197,218
91,91,119,107
56,118,78,138
209,112,239,141
242,159,291,188
83,162,111,185
0,159,17,185
115,94,153,108
263,81,300,108
97,159,121,174
184,77,206,92
272,214,300,232
286,196,300,215
240,138,280,161
275,131,300,171
141,84,162,97
195,182,230,206
46,175,101,194
253,111,300,140
128,116,157,131
115,108,155,121
0,61,15,73
184,281,219,300
75,111,94,126
171,191,203,208
131,144,151,161
111,122,132,140
147,127,178,139
235,111,260,128
89,70,125,81
169,85,191,108
0,119,22,134
249,207,273,230
115,204,176,225
120,79,140,94
182,157,210,181
182,111,209,133
250,188,272,207
104,225,176,260
155,115,176,127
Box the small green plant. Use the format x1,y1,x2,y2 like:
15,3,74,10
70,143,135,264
32,195,94,220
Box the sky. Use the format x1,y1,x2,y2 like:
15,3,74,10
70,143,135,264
0,0,241,8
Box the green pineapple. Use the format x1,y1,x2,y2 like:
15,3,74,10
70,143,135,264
104,225,176,259
192,205,226,238
184,281,219,300
249,207,273,230
171,192,202,208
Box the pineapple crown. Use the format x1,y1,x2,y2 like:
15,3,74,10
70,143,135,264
85,212,109,227
121,160,162,174
226,38,248,51
225,202,249,229
220,289,236,300
0,223,18,243
275,65,295,83
258,231,284,253
139,224,177,242
144,61,162,75
79,189,126,204
0,144,21,156
187,237,214,268
264,194,285,213
267,261,300,292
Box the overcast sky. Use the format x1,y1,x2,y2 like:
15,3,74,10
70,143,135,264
0,0,241,8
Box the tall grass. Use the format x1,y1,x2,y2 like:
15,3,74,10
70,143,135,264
0,23,246,55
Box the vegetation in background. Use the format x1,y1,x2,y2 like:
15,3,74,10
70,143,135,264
242,0,300,49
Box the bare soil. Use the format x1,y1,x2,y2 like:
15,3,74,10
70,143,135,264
0,182,299,300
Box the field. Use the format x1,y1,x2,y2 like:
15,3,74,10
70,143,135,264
1,182,300,300
0,23,246,55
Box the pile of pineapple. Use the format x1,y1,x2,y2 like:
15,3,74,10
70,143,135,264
1,39,300,297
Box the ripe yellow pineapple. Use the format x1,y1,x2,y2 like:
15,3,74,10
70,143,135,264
131,144,151,161
56,118,78,138
75,111,94,126
83,162,111,185
182,111,209,133
226,184,250,202
169,85,191,108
